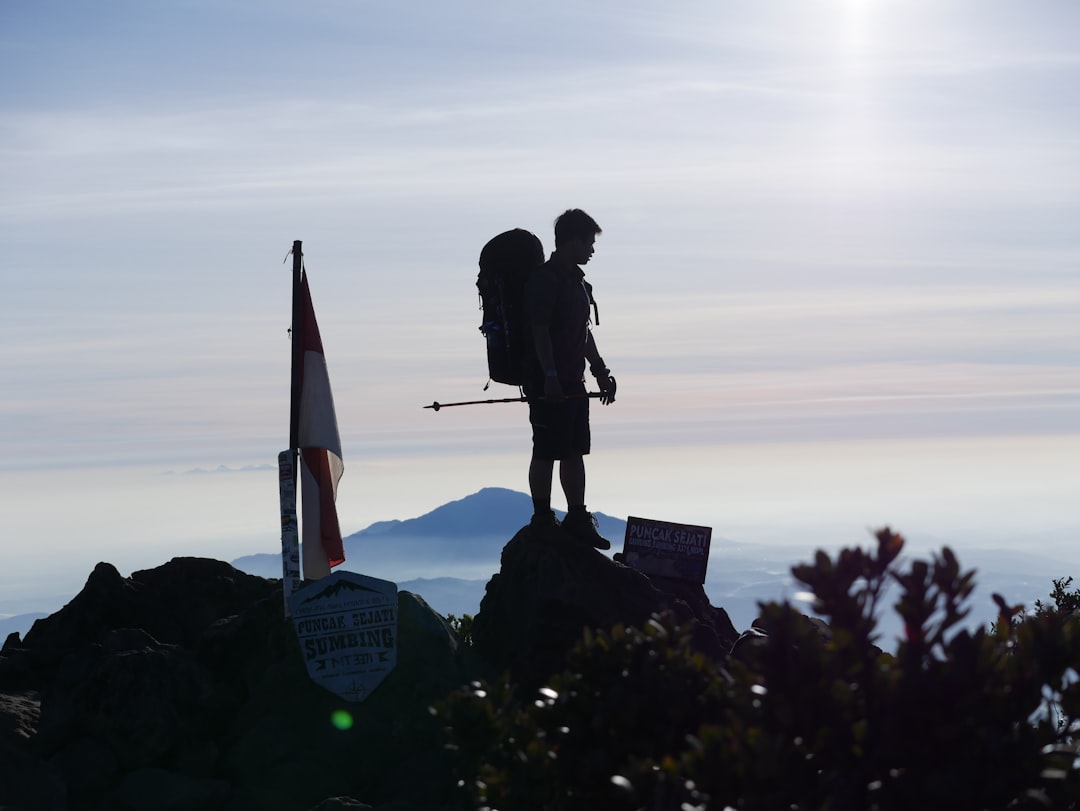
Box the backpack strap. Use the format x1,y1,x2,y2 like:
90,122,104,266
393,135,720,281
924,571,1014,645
534,265,600,327
584,279,599,326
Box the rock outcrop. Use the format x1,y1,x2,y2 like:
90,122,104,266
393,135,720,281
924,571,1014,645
0,531,744,810
472,525,739,687
0,558,481,811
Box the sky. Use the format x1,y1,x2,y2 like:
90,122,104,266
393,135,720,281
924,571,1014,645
2,0,1078,614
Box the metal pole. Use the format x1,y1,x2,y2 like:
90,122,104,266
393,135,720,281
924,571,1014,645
281,240,304,611
289,240,303,464
424,390,613,411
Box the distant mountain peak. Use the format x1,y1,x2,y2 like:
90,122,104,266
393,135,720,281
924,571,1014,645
233,488,627,583
344,487,534,541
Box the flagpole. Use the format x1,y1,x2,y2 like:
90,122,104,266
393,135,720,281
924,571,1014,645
279,240,304,612
290,240,303,482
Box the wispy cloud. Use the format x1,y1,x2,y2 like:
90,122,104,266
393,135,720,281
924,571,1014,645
2,0,1077,567
165,464,275,476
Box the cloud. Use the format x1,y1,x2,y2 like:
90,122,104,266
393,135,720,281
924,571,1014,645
2,0,1078,559
165,464,276,476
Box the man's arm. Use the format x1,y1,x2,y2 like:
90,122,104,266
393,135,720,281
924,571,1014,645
532,324,564,401
526,266,566,402
585,330,614,403
585,330,605,372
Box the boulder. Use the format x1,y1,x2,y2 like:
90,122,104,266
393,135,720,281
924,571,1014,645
23,558,274,652
0,536,747,810
0,557,482,811
472,525,739,686
0,738,66,811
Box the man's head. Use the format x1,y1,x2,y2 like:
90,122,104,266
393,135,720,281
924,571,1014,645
554,209,601,265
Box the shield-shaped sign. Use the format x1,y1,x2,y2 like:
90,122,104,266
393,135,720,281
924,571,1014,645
289,570,398,702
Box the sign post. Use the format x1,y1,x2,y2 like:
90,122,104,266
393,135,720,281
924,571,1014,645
278,451,301,609
289,570,399,702
622,516,712,583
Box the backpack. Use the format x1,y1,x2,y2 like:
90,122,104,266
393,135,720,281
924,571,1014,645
476,229,545,387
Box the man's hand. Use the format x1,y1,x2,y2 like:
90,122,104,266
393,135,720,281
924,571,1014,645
596,372,616,405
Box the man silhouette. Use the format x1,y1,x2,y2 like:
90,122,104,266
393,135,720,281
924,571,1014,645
524,209,615,549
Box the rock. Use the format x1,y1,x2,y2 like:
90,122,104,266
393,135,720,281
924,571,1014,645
0,690,40,744
0,557,481,811
472,525,739,685
49,736,119,805
106,766,230,811
0,536,750,810
644,571,741,657
306,798,374,811
24,558,274,654
35,638,218,770
0,738,66,811
219,591,477,811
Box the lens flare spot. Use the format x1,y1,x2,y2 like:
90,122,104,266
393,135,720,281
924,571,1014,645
331,710,354,731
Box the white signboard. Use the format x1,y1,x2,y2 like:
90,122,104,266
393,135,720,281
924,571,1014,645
623,516,712,583
289,570,398,702
277,450,301,609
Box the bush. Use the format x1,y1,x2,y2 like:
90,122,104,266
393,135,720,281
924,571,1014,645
439,529,1080,810
1036,577,1080,618
446,613,475,646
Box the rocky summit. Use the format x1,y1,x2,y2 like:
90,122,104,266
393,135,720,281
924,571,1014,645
0,528,746,811
472,524,739,689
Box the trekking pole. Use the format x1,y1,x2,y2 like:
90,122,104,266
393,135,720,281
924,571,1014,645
425,378,616,411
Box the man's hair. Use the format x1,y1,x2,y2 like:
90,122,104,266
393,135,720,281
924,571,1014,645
554,209,602,247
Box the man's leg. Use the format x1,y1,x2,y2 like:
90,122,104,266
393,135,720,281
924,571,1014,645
527,382,557,526
558,454,585,509
559,455,610,550
529,453,555,516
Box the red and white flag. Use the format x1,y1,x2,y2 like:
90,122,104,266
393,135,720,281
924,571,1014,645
297,273,345,579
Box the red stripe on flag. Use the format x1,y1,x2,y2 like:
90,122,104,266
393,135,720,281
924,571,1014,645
301,447,345,567
297,273,345,573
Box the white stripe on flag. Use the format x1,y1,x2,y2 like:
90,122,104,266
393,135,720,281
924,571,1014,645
297,274,345,577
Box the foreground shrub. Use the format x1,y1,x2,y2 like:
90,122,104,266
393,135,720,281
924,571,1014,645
439,614,728,810
440,530,1080,810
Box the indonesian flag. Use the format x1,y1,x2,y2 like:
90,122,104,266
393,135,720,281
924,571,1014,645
297,273,345,579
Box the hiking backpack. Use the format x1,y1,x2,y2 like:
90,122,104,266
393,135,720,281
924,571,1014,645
476,228,545,387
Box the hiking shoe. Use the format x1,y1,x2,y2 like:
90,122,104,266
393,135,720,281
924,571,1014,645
529,510,560,533
561,509,611,550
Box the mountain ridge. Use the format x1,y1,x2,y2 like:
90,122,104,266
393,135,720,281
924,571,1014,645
231,486,627,580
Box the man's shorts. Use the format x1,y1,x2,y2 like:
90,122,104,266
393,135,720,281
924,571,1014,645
528,379,591,461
